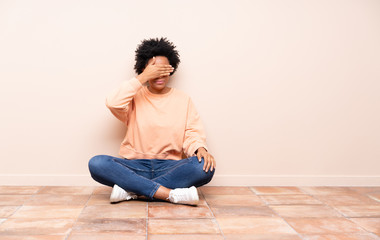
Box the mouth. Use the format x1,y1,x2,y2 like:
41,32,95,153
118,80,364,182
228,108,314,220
155,80,165,85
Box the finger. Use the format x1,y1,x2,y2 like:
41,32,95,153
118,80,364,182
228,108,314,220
158,71,172,76
205,156,211,172
155,64,172,67
151,56,156,65
211,156,215,171
159,73,171,77
159,69,173,74
156,65,174,70
197,153,202,162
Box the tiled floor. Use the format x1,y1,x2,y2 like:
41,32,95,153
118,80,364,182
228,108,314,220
0,186,379,239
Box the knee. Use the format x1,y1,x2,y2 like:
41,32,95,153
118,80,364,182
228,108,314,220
188,156,215,185
88,155,110,174
203,167,215,184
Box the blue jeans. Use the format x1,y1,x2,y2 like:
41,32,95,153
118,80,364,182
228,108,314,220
88,155,215,199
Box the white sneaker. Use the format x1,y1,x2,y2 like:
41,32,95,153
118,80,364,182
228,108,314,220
168,186,199,205
110,184,138,203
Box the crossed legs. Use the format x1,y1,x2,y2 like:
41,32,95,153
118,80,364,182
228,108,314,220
88,155,214,201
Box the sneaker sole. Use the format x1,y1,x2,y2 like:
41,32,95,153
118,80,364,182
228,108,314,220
110,187,123,203
188,186,199,205
110,186,137,203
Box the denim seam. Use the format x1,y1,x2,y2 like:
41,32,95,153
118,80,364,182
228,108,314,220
149,183,161,199
151,158,192,181
112,158,160,199
153,160,190,173
112,158,151,172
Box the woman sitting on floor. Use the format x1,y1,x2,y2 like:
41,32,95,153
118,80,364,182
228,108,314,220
88,37,216,205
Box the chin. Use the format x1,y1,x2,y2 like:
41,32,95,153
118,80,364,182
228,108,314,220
153,83,165,88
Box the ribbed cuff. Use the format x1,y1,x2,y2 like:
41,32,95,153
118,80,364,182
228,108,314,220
188,143,208,157
128,77,143,91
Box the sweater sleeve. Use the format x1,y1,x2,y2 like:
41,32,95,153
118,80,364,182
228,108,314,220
105,77,142,123
183,98,208,157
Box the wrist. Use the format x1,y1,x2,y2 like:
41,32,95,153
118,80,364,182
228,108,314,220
196,147,207,154
136,74,148,84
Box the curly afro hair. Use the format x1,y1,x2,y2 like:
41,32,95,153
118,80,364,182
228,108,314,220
134,37,180,75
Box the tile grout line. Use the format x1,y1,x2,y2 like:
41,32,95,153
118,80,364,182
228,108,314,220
300,186,349,217
250,186,307,240
35,186,45,194
260,186,380,238
344,217,380,239
200,189,226,240
63,186,93,240
324,188,380,237
1,186,379,238
298,186,378,236
367,194,380,202
1,186,43,222
296,186,365,238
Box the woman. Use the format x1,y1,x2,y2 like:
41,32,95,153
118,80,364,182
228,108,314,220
88,38,215,205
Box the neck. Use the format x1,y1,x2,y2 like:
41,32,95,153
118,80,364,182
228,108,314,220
148,86,170,94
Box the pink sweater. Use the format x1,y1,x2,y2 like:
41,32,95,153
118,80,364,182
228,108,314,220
106,77,208,160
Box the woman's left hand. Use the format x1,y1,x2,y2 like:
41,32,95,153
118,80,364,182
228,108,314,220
196,147,216,173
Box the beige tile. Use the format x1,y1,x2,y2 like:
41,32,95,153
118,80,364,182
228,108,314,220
271,205,343,218
216,216,297,234
148,218,220,234
0,218,74,235
68,232,146,240
200,186,254,195
285,218,365,234
93,186,112,195
211,205,276,217
79,204,146,219
300,187,359,195
204,194,264,206
0,206,20,218
349,187,380,194
251,187,304,195
149,204,213,218
148,234,225,240
38,186,94,195
0,236,66,240
301,233,379,240
314,194,380,206
24,194,90,206
148,197,208,207
198,193,207,201
349,217,380,235
0,195,33,205
72,218,146,234
10,205,83,219
368,193,380,202
86,194,110,205
87,194,146,206
0,186,42,195
333,205,380,217
259,194,322,205
224,234,302,240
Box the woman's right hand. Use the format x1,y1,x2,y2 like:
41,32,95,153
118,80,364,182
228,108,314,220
136,57,174,84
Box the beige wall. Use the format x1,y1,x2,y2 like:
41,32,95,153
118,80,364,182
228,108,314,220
1,0,379,186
